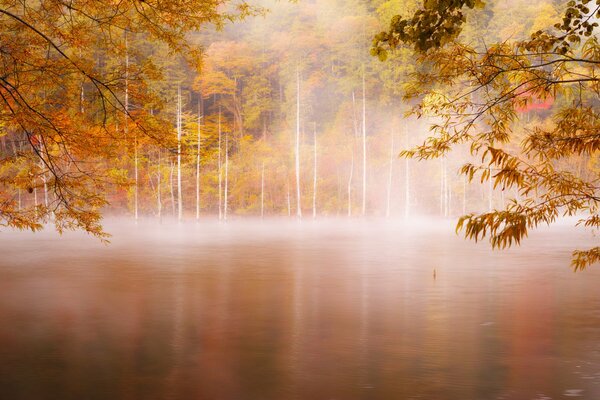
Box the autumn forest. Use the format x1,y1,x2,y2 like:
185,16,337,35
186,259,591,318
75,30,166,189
2,0,584,236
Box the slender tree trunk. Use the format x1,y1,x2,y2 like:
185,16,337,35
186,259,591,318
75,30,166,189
80,82,85,114
125,34,138,221
218,108,222,220
312,123,317,219
224,129,229,221
196,97,202,221
42,161,48,208
177,86,183,221
38,141,48,209
134,136,138,219
404,156,410,218
441,157,448,217
404,134,410,219
158,150,162,223
12,140,21,210
295,67,302,218
386,128,394,218
170,160,175,216
261,161,265,218
361,67,367,216
349,90,360,218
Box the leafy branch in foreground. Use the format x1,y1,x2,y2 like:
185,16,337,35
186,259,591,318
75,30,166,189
374,0,600,270
0,0,260,238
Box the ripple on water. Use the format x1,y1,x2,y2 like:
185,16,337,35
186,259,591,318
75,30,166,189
564,389,584,397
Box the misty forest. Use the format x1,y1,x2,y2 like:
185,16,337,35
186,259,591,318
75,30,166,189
2,0,600,399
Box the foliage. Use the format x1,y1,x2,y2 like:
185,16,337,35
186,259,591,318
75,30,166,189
0,0,258,237
373,0,600,269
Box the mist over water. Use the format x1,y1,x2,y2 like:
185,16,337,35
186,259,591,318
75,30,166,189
1,219,599,399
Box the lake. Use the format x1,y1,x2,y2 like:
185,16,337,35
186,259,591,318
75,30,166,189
1,218,599,399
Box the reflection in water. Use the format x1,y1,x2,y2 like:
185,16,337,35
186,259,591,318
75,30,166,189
0,219,600,400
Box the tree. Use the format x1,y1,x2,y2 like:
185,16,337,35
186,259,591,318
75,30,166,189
373,0,600,269
0,0,258,237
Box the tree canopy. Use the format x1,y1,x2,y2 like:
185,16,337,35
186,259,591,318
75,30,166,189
0,0,257,237
373,0,600,269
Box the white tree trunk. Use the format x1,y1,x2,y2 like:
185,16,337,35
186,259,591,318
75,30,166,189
196,98,202,221
404,157,410,219
386,128,394,218
217,109,222,220
125,35,138,221
441,157,449,217
42,169,48,208
361,67,367,216
295,67,302,218
38,142,49,209
349,91,359,218
404,132,410,218
158,149,162,223
224,129,229,221
177,86,183,221
169,160,175,216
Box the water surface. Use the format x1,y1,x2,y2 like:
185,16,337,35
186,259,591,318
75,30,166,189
1,219,599,399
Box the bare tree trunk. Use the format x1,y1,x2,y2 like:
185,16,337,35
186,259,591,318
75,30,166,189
441,157,449,217
404,157,410,218
386,128,394,218
404,134,410,219
349,91,359,218
12,140,21,210
196,97,202,221
177,86,183,222
218,108,223,220
39,141,49,209
42,163,48,208
261,161,265,218
158,150,162,223
170,160,175,217
224,129,229,221
125,34,138,221
312,123,317,219
295,67,302,218
361,67,367,216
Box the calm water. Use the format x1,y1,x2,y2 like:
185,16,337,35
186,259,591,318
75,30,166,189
1,219,599,400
